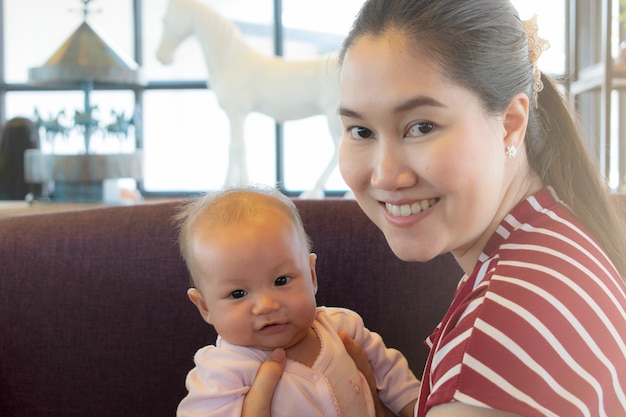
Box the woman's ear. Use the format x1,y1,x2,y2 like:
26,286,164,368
309,253,318,295
502,92,530,151
187,288,213,324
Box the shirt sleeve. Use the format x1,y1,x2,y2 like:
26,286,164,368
176,345,260,417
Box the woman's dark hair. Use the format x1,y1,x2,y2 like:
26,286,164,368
340,0,626,277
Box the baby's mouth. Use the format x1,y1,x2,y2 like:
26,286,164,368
385,198,439,217
259,321,286,332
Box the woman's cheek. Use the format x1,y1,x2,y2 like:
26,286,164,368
338,140,364,189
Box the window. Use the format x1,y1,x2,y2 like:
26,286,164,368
0,0,567,196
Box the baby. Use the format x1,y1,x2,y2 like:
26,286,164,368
175,186,419,417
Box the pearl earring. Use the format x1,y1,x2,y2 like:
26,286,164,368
506,145,517,159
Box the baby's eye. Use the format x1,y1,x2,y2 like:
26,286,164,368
407,122,435,137
230,289,247,299
274,276,291,286
349,126,374,140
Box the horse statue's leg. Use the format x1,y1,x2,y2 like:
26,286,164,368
299,113,342,199
223,111,249,186
46,131,56,153
299,151,337,199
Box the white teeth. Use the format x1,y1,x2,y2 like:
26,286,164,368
386,199,438,217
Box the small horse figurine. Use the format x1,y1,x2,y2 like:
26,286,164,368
74,105,100,153
105,110,135,140
156,0,341,198
33,108,71,148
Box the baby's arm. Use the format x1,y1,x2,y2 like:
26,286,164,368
335,309,419,416
340,331,396,417
177,345,261,417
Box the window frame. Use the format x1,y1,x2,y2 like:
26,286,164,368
0,0,572,197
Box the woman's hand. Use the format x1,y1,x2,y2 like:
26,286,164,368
339,331,396,417
242,348,287,417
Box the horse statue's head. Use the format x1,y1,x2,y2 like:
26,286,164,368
155,0,195,65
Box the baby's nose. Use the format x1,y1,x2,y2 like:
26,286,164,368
252,293,279,315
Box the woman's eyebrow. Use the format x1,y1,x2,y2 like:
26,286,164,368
338,107,361,118
338,95,445,118
393,96,445,113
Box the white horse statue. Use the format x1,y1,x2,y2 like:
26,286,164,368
156,0,341,198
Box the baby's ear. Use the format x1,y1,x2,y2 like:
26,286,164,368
187,288,213,324
309,253,318,295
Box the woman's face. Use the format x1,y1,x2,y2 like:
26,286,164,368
338,33,520,270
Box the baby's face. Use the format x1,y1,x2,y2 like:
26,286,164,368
189,211,318,351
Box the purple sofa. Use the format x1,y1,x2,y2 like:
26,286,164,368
0,197,474,416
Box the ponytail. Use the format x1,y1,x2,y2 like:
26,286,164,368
530,74,626,277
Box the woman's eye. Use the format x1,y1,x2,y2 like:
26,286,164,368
349,126,374,140
275,276,290,286
230,289,246,299
407,122,435,137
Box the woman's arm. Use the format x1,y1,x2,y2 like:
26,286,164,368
241,348,286,417
427,402,522,417
339,334,521,417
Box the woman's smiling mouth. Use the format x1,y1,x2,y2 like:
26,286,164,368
385,198,439,217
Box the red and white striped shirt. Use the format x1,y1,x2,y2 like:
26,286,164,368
417,187,626,417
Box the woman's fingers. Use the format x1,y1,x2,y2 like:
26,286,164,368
339,331,394,417
242,348,287,417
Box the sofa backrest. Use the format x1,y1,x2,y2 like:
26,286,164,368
0,198,462,417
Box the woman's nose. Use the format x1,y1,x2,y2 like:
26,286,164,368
251,293,279,315
370,141,417,190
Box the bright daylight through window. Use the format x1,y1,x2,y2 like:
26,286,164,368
1,0,565,196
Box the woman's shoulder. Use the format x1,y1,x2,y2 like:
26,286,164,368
494,187,619,286
431,259,626,415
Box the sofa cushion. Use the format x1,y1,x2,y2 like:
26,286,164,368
0,199,462,417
